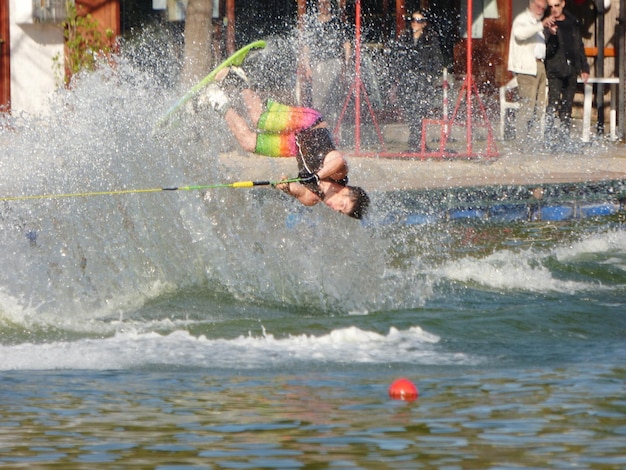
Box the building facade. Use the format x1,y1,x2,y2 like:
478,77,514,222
1,0,119,116
0,0,622,128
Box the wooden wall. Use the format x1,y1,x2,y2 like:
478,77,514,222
0,0,9,112
76,0,121,37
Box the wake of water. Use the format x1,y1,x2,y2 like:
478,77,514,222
1,38,624,339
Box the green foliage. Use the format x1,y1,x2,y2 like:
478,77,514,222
53,1,115,87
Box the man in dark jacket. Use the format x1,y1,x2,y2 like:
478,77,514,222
544,0,590,146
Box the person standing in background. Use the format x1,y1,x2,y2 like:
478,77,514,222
508,0,555,145
390,10,444,152
544,0,590,149
301,0,352,128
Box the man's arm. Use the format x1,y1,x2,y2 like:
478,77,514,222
276,176,321,207
512,14,545,42
318,150,348,181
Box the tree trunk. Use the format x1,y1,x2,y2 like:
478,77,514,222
181,0,213,86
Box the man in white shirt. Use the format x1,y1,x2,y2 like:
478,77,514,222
508,0,555,144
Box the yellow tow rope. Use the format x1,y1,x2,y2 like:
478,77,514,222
0,178,302,202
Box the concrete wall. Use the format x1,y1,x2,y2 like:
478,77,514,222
9,0,64,116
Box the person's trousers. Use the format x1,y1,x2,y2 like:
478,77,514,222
398,78,436,150
546,70,578,132
515,61,547,141
311,58,343,126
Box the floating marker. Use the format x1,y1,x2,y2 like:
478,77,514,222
388,378,418,402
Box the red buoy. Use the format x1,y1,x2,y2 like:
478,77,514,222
388,378,419,402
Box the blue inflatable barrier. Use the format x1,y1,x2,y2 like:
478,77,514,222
449,208,487,220
540,205,574,221
489,204,529,223
405,213,441,225
578,203,618,218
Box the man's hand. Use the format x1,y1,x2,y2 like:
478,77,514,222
299,172,320,185
542,17,555,29
275,174,292,194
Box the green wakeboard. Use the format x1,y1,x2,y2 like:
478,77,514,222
155,40,267,129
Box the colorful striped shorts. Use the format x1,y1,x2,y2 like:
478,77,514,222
254,100,322,157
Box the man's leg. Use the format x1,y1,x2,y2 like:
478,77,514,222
221,91,299,157
559,72,578,133
200,80,265,153
545,77,567,149
207,68,319,156
515,73,537,141
410,102,432,151
222,105,258,153
221,104,298,157
534,61,547,134
546,78,564,130
219,88,265,153
240,89,263,127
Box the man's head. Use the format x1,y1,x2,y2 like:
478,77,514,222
325,185,370,220
529,0,548,19
317,0,333,14
410,11,428,29
547,0,565,17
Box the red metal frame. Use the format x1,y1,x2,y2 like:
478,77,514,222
333,0,386,152
337,0,499,160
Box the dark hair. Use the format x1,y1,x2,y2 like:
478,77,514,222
346,186,370,220
406,9,429,22
315,0,337,14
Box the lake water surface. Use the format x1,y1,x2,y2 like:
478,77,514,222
1,48,625,469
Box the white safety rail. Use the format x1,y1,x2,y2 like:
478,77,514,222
579,77,620,142
499,76,620,142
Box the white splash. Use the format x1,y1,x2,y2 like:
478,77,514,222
0,324,477,371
